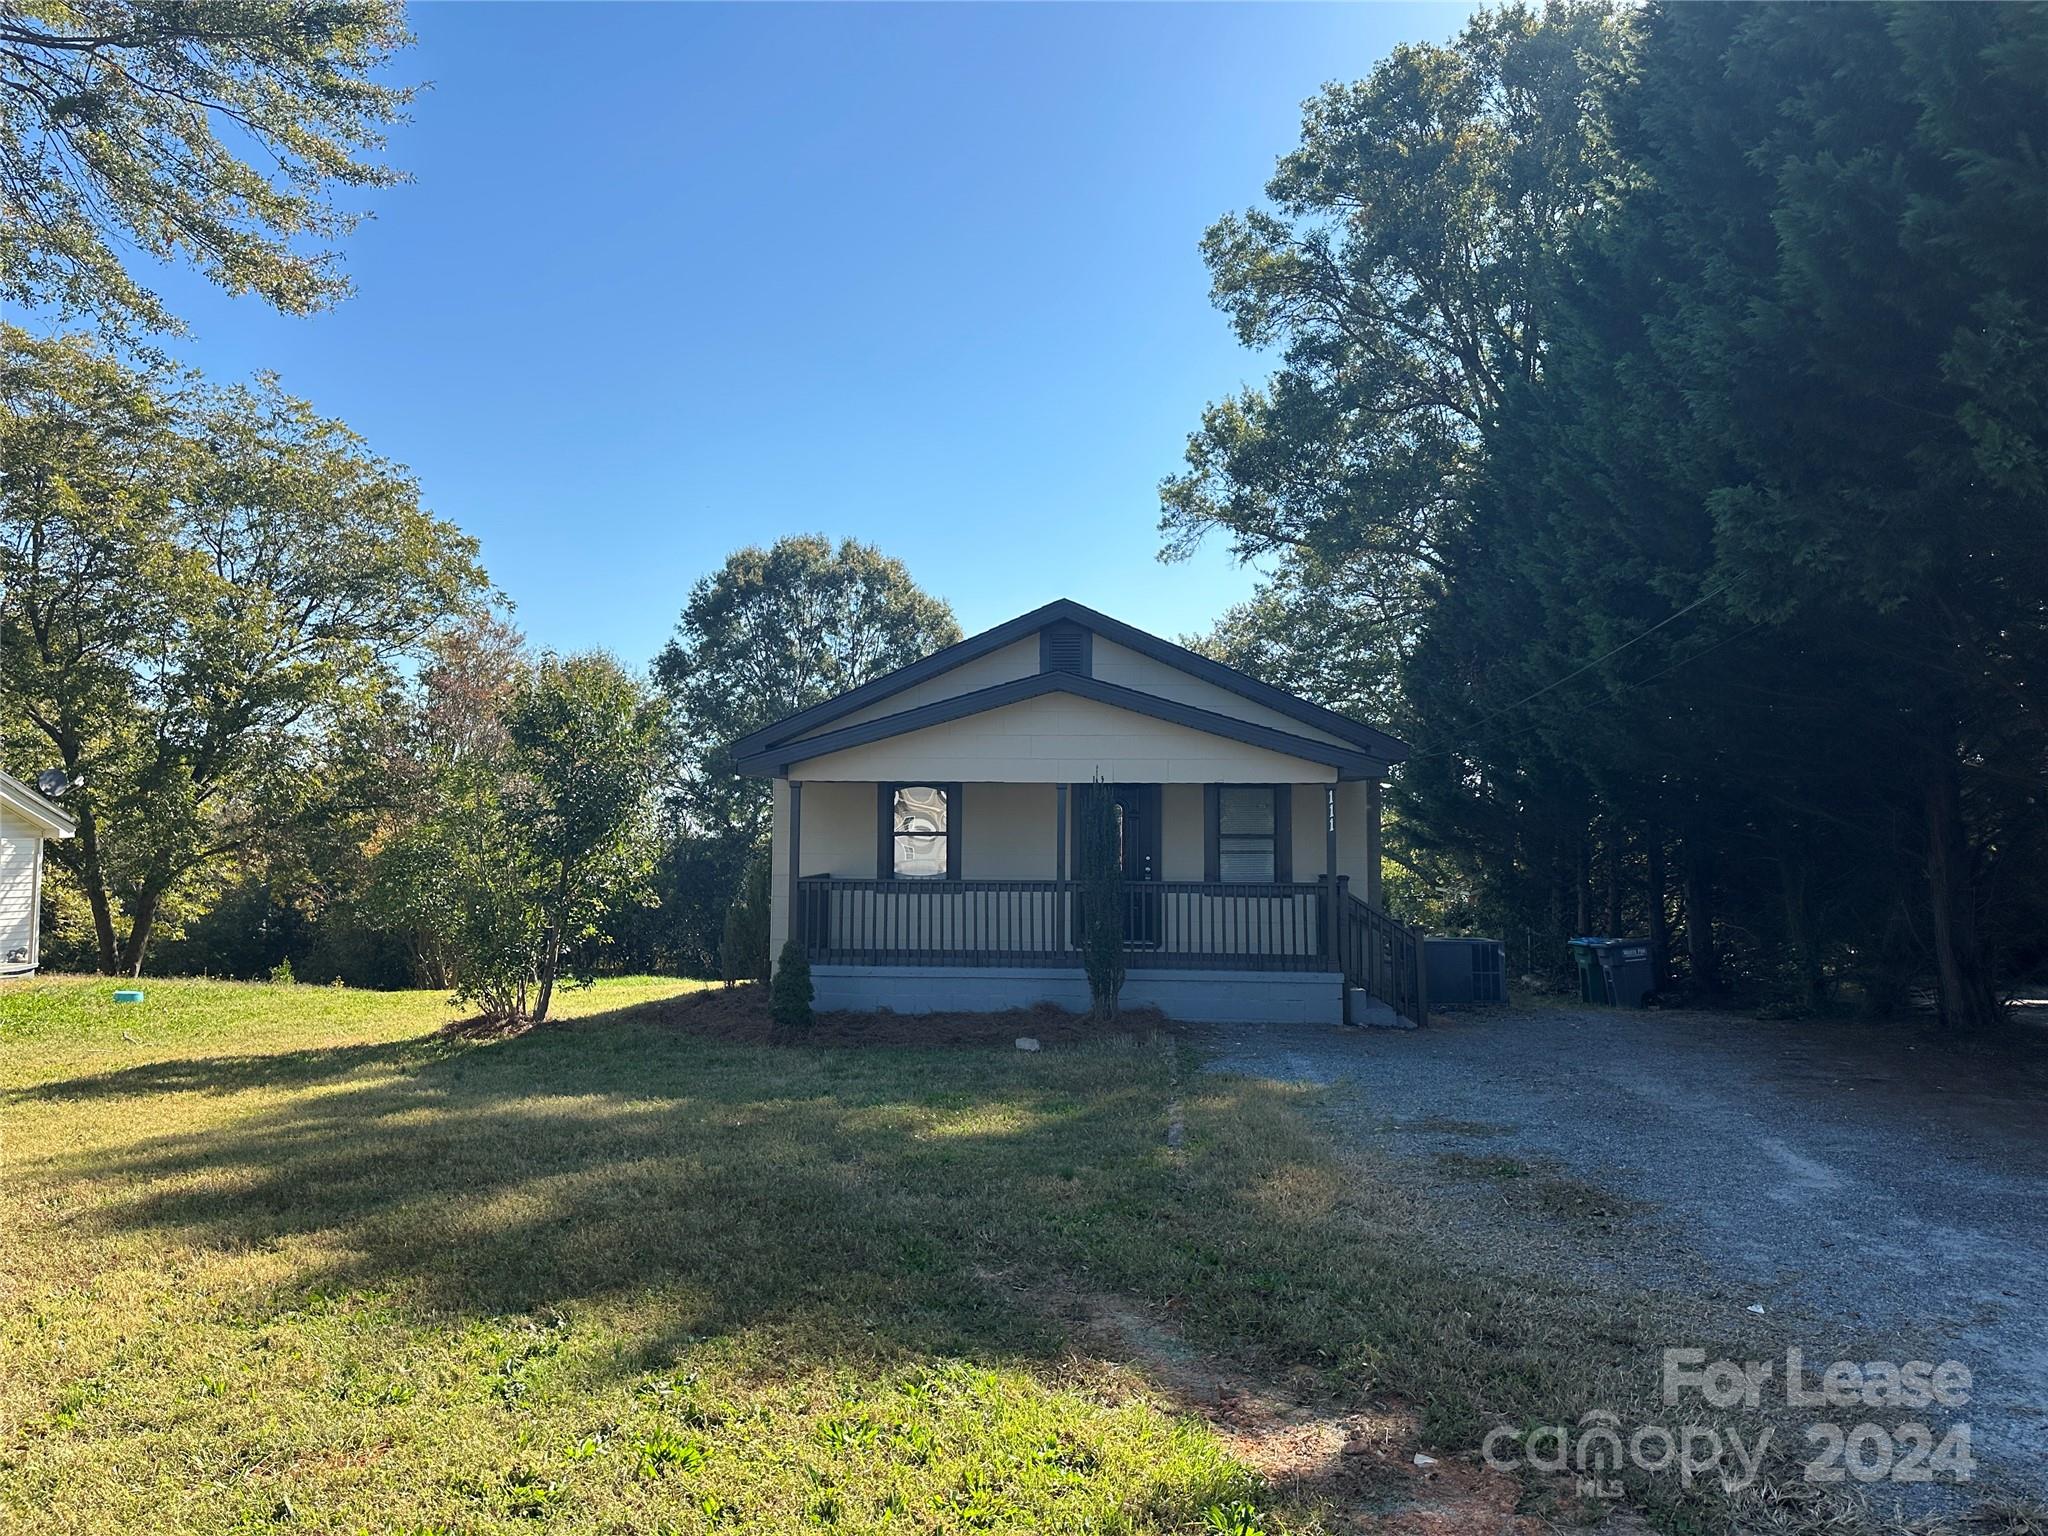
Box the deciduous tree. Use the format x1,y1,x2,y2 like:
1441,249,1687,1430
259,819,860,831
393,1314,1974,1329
0,327,488,973
649,535,958,971
506,652,668,1022
1,0,415,341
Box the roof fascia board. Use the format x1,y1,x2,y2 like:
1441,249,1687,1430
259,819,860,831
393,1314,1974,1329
0,773,76,837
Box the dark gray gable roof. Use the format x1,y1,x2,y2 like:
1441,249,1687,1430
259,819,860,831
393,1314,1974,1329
733,670,1392,779
727,597,1407,764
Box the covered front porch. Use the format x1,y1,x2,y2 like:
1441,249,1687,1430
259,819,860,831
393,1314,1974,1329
773,777,1423,1024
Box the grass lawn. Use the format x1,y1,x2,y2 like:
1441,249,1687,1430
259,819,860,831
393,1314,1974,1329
0,975,1934,1535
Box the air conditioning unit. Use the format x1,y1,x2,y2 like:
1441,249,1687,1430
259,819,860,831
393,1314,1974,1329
1424,937,1508,1006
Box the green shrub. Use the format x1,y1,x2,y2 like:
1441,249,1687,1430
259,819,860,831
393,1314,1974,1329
771,938,813,1029
719,851,772,986
267,957,296,986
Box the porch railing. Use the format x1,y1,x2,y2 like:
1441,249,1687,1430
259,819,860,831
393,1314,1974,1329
794,874,1427,1023
795,877,1333,971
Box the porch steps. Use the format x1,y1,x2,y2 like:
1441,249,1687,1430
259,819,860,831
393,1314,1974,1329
1350,988,1416,1029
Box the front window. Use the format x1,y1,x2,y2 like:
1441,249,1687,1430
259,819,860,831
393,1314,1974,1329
1216,786,1277,882
890,784,950,878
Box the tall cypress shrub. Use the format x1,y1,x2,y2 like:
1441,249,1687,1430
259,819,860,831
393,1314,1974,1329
1079,779,1126,1022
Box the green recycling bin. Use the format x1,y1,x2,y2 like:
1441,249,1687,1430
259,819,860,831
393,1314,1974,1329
1568,939,1610,1004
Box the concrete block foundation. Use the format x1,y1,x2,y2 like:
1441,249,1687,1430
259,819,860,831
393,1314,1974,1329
810,965,1344,1026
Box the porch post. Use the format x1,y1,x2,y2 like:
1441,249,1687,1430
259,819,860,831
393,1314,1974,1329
1055,783,1069,952
787,780,803,950
1366,780,1384,907
1325,784,1348,1025
1326,783,1338,878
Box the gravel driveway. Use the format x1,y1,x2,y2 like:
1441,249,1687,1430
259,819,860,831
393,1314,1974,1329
1193,1004,2048,1502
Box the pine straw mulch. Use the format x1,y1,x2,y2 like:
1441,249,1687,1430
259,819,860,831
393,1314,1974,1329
594,980,1169,1049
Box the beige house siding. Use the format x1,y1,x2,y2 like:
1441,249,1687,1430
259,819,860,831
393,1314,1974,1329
789,638,1041,741
1161,784,1204,880
961,783,1058,879
1090,638,1358,749
793,780,876,879
781,691,1341,785
790,634,1369,753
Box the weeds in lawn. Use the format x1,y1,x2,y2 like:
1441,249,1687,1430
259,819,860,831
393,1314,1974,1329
1204,1500,1271,1536
631,1428,707,1478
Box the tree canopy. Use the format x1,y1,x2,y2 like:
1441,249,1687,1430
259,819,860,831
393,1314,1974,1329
0,0,414,341
0,326,489,974
1175,1,2048,1028
653,533,959,843
643,534,959,975
1161,1,1634,697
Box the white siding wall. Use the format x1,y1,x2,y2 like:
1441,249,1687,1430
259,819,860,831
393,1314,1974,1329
0,806,44,970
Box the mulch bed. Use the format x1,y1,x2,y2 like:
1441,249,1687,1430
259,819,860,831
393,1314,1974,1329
630,982,1169,1048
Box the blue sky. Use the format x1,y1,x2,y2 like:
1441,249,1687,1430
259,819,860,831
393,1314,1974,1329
140,2,1468,664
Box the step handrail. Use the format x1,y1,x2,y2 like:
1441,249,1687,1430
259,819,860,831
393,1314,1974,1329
1339,892,1427,1026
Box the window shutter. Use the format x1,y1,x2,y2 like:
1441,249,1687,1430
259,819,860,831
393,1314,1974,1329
1274,785,1292,882
1203,785,1220,882
946,782,962,879
876,783,892,878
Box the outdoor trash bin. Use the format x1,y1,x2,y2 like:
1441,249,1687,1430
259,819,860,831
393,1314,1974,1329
1600,939,1654,1007
1568,938,1609,1004
1569,938,1654,1007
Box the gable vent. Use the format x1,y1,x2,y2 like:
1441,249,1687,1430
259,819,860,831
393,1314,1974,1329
1039,621,1090,676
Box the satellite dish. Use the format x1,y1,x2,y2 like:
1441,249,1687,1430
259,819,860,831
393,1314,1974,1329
35,769,71,798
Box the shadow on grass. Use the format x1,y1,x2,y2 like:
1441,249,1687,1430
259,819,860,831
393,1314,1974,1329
16,1001,2027,1532
14,1001,1199,1381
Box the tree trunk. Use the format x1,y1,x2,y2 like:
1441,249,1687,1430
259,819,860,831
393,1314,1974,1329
85,869,119,975
532,869,572,1023
1924,755,2000,1031
534,924,562,1023
65,812,121,974
1779,850,1826,1011
1575,831,1591,935
1603,828,1622,936
1547,836,1570,979
1646,827,1669,991
1681,835,1718,993
118,885,161,978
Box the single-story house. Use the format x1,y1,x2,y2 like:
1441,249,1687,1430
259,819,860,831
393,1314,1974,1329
734,599,1425,1026
1,770,76,977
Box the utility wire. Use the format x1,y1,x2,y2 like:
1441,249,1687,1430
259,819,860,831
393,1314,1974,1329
1407,581,1744,762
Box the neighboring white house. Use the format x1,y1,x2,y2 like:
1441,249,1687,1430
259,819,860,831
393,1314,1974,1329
734,599,1425,1026
0,771,76,977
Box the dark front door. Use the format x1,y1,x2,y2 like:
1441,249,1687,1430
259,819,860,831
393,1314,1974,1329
1115,784,1163,947
1076,783,1162,947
